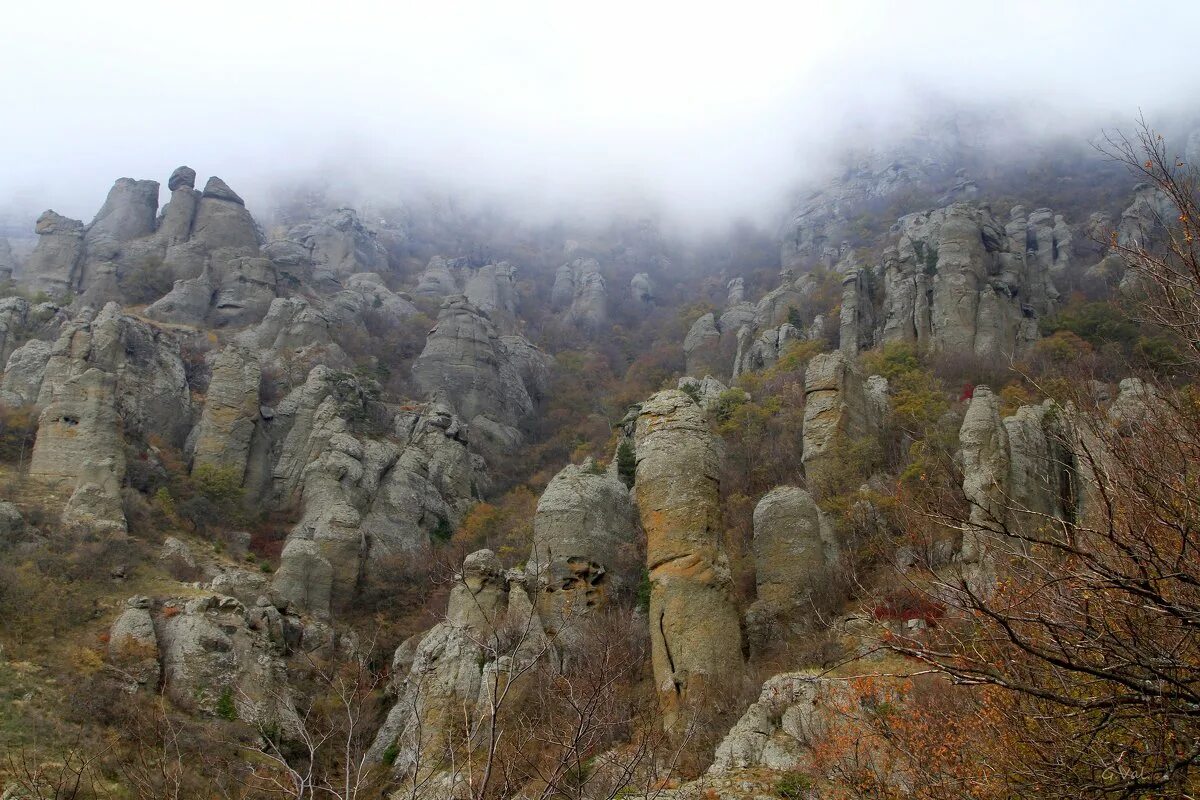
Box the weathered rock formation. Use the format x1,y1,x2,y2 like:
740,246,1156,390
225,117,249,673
412,297,547,450
801,352,888,489
189,346,262,480
527,458,639,649
107,592,302,734
19,169,279,320
268,207,389,287
268,369,485,616
958,387,1077,575
634,389,743,731
876,204,1056,360
552,257,608,331
367,550,544,788
413,256,520,329
631,272,656,305
746,487,837,653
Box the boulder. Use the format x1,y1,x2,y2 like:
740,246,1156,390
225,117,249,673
156,594,300,732
167,166,197,192
107,596,160,691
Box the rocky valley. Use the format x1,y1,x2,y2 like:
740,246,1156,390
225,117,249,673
2,13,1200,797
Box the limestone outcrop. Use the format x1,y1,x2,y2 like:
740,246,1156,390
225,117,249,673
801,352,888,489
634,389,743,731
151,594,301,732
631,272,656,305
413,257,520,329
26,211,86,298
190,346,262,479
552,257,608,331
746,487,837,653
19,169,277,317
107,596,160,692
958,387,1077,573
270,207,389,287
412,297,545,448
34,303,192,446
28,367,124,489
367,550,545,787
527,459,639,645
733,322,804,378
268,369,485,616
878,204,1057,360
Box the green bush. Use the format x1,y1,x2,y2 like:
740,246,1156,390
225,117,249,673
775,771,813,800
616,440,636,488
635,569,651,613
215,687,238,721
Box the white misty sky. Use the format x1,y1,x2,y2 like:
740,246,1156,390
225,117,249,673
1,0,1197,225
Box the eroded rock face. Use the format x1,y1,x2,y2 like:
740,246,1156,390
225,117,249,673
36,303,192,446
270,208,389,287
269,370,485,616
19,168,278,317
155,594,301,732
552,257,608,332
838,265,875,355
631,272,656,305
801,352,888,489
190,346,262,480
0,238,15,282
27,211,86,298
527,459,639,645
733,322,804,378
412,297,537,442
29,367,124,490
367,550,543,788
634,389,743,731
879,203,1056,360
746,487,837,654
958,388,1076,577
709,671,895,776
107,596,160,692
359,401,483,564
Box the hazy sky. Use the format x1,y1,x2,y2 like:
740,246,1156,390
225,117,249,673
2,0,1198,227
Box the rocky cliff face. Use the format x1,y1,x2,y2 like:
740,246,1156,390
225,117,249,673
412,296,549,452
801,352,888,490
19,168,279,320
634,389,743,732
268,368,486,616
958,386,1078,577
552,257,608,332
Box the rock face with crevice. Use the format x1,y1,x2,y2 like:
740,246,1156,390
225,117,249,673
267,369,486,617
958,387,1078,578
634,389,743,731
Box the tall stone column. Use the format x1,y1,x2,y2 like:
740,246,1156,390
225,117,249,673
634,389,743,733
